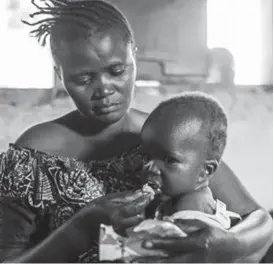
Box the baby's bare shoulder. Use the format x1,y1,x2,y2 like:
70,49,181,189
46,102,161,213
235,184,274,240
175,188,216,214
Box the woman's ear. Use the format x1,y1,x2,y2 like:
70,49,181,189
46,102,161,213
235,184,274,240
132,44,138,57
54,66,62,81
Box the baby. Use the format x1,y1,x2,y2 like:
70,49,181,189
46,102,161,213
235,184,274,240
99,92,240,262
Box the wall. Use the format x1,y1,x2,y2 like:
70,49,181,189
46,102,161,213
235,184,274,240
53,0,273,88
111,0,207,79
261,0,273,85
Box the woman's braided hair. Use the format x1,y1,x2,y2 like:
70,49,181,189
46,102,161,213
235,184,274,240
22,0,135,55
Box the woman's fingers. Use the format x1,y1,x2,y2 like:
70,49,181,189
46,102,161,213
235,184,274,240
132,256,166,263
121,194,152,217
164,253,197,263
133,253,196,263
119,214,144,229
113,214,145,236
110,190,144,203
142,230,207,253
110,193,150,230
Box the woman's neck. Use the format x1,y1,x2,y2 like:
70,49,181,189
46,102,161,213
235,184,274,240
72,110,130,138
53,109,146,161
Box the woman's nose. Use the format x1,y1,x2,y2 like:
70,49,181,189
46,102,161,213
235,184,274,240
92,75,115,99
93,87,114,99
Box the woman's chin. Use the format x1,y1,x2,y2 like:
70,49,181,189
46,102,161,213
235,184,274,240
77,108,126,124
93,110,126,124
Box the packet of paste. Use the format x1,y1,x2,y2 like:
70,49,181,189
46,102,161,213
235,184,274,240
99,219,187,262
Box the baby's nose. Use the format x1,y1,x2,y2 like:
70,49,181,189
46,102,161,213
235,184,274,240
145,160,161,175
146,161,162,184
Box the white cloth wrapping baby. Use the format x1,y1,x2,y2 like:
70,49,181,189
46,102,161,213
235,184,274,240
99,200,241,262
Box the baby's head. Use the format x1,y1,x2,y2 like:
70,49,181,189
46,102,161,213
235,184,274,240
141,92,228,197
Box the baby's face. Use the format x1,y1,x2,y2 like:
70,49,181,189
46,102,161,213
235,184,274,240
141,117,208,197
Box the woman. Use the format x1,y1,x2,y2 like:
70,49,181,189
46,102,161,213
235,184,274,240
0,0,272,262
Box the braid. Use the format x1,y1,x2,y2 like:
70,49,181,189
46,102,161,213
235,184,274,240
22,0,135,48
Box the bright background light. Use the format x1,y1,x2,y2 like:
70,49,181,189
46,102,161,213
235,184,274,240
0,0,54,89
207,0,263,85
0,0,268,88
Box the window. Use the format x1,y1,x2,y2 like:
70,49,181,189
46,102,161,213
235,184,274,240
207,0,263,85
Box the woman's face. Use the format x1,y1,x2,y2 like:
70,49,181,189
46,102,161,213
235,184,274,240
55,32,137,124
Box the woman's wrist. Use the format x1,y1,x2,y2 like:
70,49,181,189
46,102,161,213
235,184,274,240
6,213,101,263
229,209,273,262
62,217,98,259
228,229,248,260
72,202,109,239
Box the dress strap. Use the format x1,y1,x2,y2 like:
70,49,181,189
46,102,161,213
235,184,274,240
215,199,241,219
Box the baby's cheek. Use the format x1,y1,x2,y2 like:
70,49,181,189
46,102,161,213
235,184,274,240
162,167,182,188
170,166,194,191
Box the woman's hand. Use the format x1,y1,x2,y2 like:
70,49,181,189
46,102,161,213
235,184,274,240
95,190,152,231
134,226,243,263
5,190,152,263
77,190,152,235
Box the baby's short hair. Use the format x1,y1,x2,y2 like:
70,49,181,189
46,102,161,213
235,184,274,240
145,92,228,162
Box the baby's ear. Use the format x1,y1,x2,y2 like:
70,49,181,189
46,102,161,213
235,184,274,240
204,159,219,177
197,160,219,186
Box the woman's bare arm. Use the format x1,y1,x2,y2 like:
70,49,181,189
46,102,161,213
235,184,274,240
210,161,273,262
231,209,273,262
0,198,98,263
210,161,260,214
7,216,101,263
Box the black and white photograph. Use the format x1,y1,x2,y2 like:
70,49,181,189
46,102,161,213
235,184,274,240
0,0,272,262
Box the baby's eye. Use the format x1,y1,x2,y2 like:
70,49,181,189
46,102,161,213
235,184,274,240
164,156,178,165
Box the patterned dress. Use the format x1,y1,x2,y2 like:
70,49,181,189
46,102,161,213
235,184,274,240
0,143,148,262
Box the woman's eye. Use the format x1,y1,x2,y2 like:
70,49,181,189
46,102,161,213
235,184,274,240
164,156,178,165
77,76,93,85
109,66,126,76
70,74,94,85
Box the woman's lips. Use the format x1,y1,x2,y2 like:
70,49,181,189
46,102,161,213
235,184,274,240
93,102,122,114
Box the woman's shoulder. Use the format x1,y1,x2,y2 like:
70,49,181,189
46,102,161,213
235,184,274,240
15,108,149,150
15,111,81,155
14,108,149,158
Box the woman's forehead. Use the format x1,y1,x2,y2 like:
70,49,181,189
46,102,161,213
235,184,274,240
56,32,133,72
